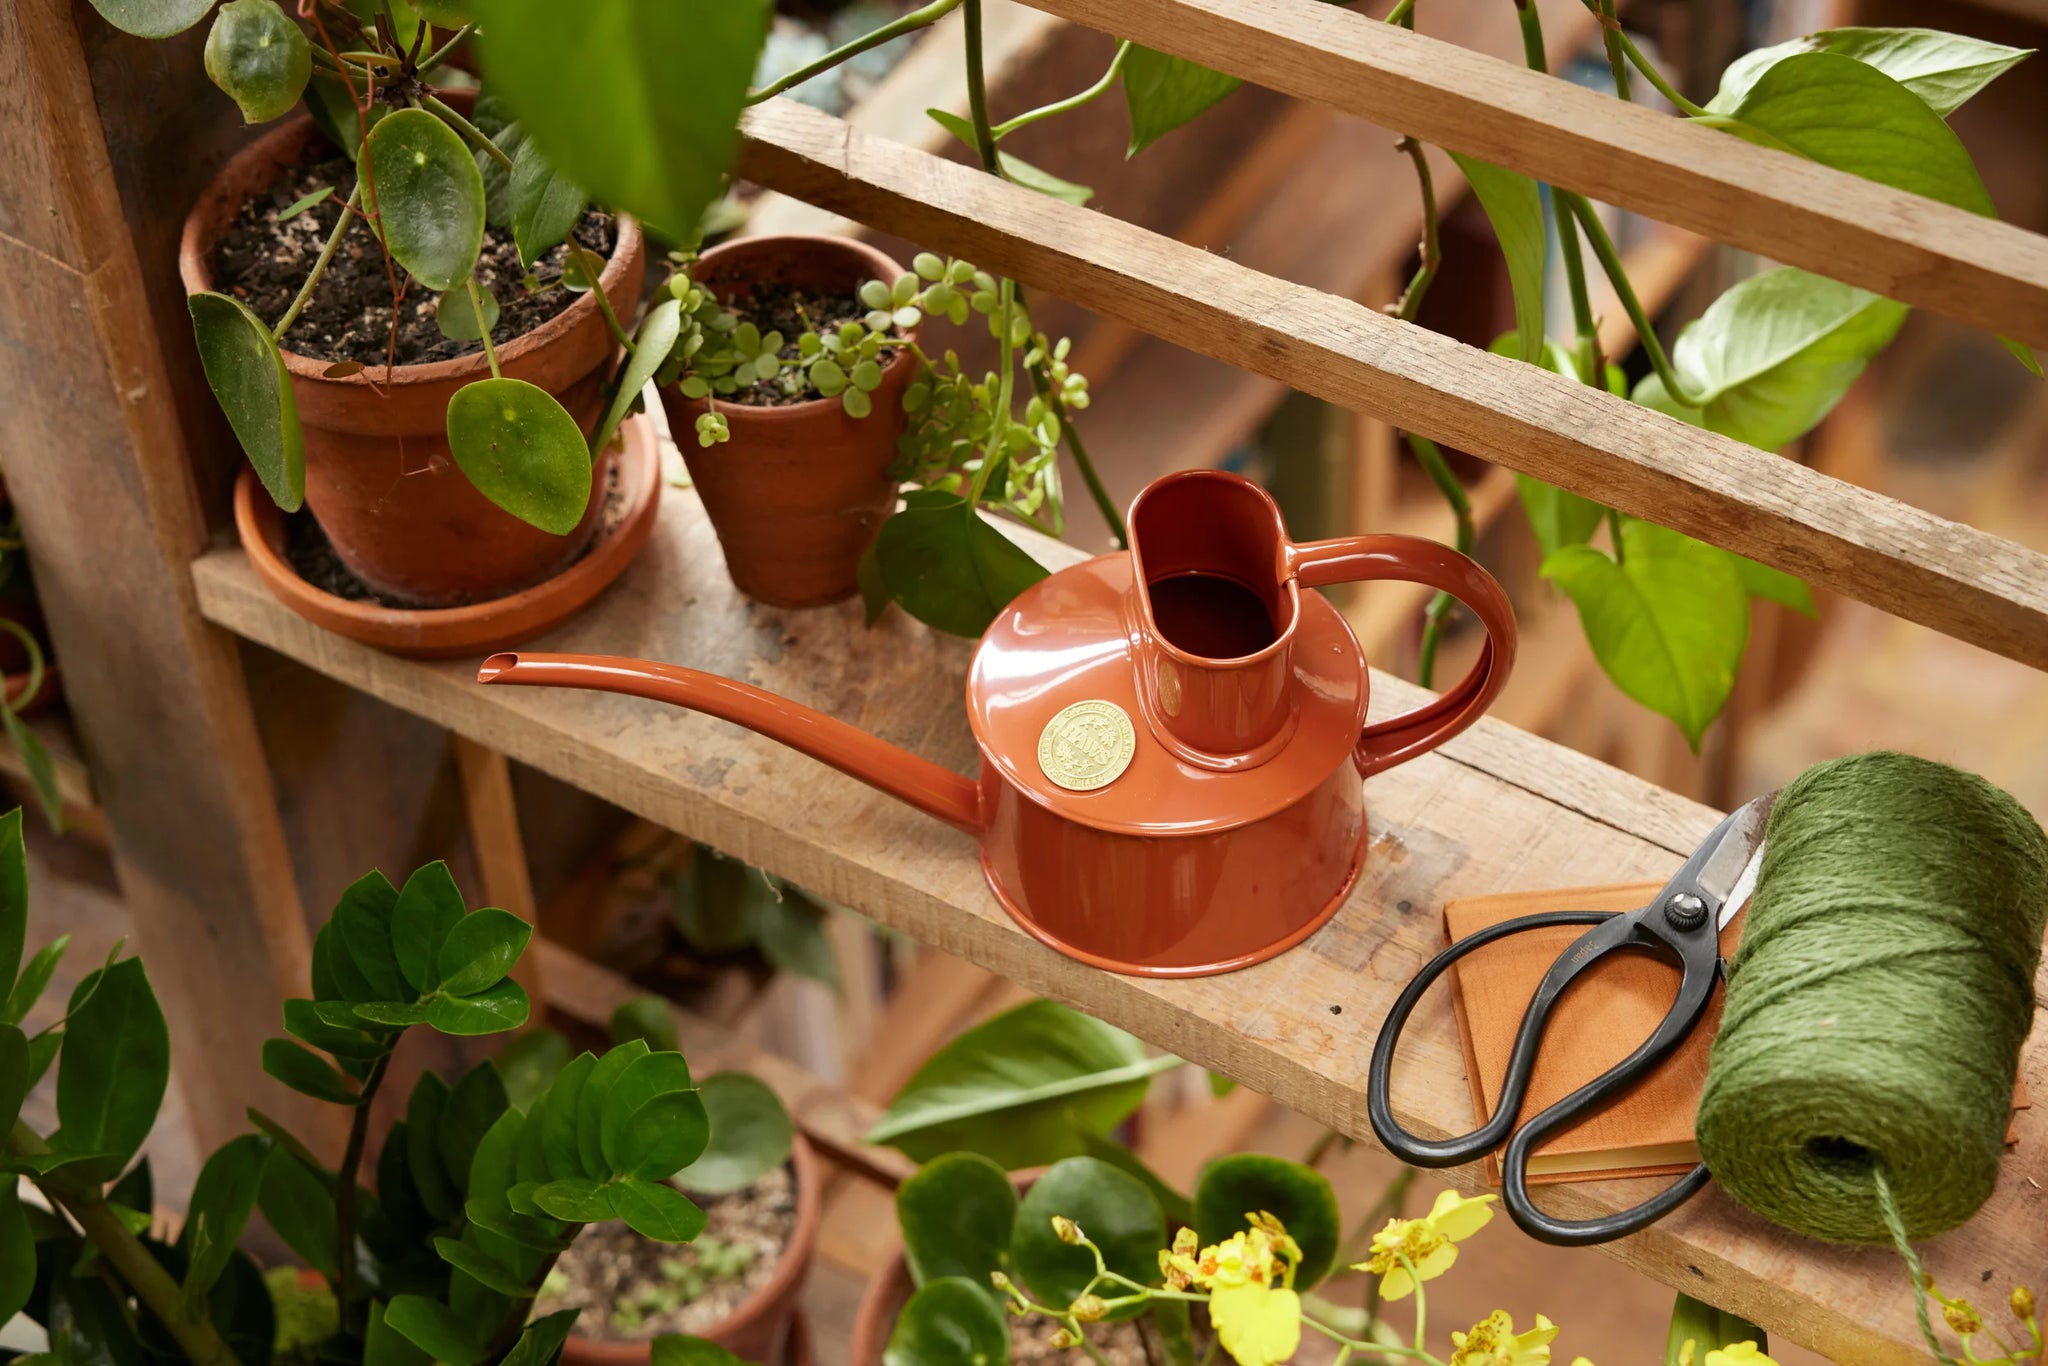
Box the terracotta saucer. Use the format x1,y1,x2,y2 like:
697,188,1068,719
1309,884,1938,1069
235,414,661,659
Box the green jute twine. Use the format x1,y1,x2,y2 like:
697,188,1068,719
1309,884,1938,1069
1697,751,2048,1248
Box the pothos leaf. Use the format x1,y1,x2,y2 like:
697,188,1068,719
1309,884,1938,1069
871,490,1050,638
1449,154,1545,365
1542,519,1750,749
1710,27,2032,119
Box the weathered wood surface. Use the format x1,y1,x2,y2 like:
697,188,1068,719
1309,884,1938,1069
1011,0,2048,350
0,0,335,1154
191,468,2048,1363
736,98,2048,674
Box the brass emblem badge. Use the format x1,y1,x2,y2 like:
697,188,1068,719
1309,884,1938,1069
1038,699,1136,792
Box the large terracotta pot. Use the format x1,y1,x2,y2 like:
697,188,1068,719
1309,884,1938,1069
658,235,918,610
179,99,646,607
849,1253,916,1366
562,1134,822,1366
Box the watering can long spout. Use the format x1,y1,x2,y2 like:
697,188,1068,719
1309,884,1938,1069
477,652,985,835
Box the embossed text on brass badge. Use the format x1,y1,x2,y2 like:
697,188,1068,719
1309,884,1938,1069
1038,699,1137,792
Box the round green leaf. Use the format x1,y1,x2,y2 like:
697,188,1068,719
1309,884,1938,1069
436,284,500,342
842,388,873,420
188,291,303,511
651,1337,749,1366
363,107,487,292
1011,1157,1164,1317
897,1154,1016,1291
446,377,593,535
478,0,771,239
1191,1154,1342,1290
860,279,892,309
673,1072,793,1196
609,995,680,1052
851,359,884,393
203,0,310,124
811,357,848,397
437,906,532,997
86,0,215,38
885,1278,1010,1366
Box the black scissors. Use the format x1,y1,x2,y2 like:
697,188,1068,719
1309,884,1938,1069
1366,791,1775,1247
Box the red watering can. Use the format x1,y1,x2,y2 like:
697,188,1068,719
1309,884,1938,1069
479,470,1516,976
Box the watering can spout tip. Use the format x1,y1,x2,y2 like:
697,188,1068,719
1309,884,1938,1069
477,652,520,683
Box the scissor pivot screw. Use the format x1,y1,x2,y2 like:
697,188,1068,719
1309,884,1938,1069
1664,893,1709,931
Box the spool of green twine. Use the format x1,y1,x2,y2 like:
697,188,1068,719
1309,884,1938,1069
1696,751,2048,1245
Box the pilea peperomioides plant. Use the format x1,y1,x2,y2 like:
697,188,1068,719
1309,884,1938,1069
0,816,756,1366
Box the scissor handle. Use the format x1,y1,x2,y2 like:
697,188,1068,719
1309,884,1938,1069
1367,910,1615,1167
1499,940,1723,1245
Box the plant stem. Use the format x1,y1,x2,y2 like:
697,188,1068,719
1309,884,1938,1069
421,92,515,171
0,621,46,717
469,277,504,380
1577,2,1709,116
1562,191,1703,405
993,40,1132,137
11,1123,245,1366
1389,139,1439,323
272,183,364,342
968,278,1017,507
332,1053,391,1332
414,22,472,78
1606,507,1626,562
1408,435,1470,688
747,0,964,105
584,265,635,353
1401,1252,1427,1357
962,0,1000,173
1595,0,1630,100
1384,0,1416,26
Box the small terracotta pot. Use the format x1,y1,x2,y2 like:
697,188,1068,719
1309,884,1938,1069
179,97,646,608
562,1134,822,1366
658,235,918,609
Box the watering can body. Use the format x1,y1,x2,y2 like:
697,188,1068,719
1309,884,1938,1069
481,470,1516,977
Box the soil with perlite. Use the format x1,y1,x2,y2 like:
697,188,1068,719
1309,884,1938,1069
210,148,617,367
534,1164,797,1342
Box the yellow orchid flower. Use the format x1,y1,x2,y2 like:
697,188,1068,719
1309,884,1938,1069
1703,1344,1777,1366
1449,1310,1559,1366
1208,1281,1303,1366
1351,1190,1497,1300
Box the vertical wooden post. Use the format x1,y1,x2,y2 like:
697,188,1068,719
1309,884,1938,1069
451,737,545,1012
0,0,333,1154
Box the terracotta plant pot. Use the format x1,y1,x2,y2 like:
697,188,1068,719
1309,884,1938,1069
658,235,918,610
562,1133,822,1366
179,99,646,607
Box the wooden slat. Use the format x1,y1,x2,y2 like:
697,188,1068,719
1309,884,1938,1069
451,737,546,1013
1011,0,2048,349
736,98,2048,672
189,466,2045,1364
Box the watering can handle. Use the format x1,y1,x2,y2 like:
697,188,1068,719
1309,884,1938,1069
1286,536,1518,778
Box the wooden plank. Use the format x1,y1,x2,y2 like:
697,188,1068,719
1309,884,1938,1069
0,0,332,1155
1008,0,2048,349
735,97,2048,673
190,469,2044,1363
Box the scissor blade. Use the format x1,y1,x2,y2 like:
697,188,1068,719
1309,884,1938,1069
1678,790,1777,929
1718,840,1766,929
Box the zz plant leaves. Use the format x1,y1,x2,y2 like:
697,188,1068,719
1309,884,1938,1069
384,1294,488,1366
1011,1157,1164,1318
896,1153,1016,1294
391,861,467,996
189,291,304,511
1709,27,2032,119
0,1180,30,1331
179,1133,269,1301
480,0,773,240
258,1143,339,1279
1191,1153,1342,1289
673,1072,793,1196
261,1037,360,1106
1631,267,1907,452
868,998,1181,1170
1542,519,1750,750
446,377,593,536
54,957,169,1182
885,1276,1012,1366
363,109,488,293
870,490,1051,639
203,0,310,124
1450,154,1546,364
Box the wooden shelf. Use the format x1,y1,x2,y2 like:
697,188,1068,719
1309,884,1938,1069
189,452,2046,1364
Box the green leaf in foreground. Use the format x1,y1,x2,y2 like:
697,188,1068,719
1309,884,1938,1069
673,1071,792,1196
189,291,304,510
1192,1153,1342,1289
181,1133,269,1299
447,377,593,536
1542,520,1749,749
897,1153,1015,1294
85,0,214,39
868,998,1181,1169
56,957,169,1181
1011,1157,1163,1317
363,108,487,293
1709,27,2031,118
479,0,772,240
204,0,311,124
1630,267,1906,451
885,1277,1011,1366
872,490,1050,639
1450,154,1545,364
